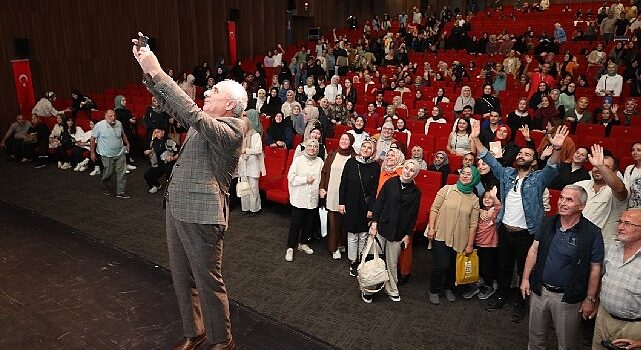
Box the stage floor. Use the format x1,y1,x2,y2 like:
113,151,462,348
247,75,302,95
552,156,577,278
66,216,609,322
0,160,589,349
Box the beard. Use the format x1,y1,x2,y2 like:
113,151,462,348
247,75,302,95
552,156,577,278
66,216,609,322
515,158,534,170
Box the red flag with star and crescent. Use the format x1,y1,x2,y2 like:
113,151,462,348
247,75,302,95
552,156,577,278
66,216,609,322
11,59,36,115
227,21,237,64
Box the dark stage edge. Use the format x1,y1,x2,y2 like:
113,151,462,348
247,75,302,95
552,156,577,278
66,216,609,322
0,201,337,350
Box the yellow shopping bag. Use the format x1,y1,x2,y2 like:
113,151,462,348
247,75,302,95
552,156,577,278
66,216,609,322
455,250,480,286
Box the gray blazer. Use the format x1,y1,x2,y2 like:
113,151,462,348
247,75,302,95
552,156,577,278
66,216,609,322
145,72,247,227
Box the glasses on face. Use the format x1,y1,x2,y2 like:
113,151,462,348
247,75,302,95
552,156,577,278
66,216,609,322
617,220,641,228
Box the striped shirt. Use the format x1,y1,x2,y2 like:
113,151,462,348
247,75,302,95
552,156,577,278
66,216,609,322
600,241,641,319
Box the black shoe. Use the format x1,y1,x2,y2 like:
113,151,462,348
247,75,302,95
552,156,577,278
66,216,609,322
397,274,409,286
349,262,358,277
512,302,526,323
102,189,111,196
485,296,507,312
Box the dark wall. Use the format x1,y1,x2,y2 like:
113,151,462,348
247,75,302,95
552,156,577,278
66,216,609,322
0,0,587,131
0,0,290,128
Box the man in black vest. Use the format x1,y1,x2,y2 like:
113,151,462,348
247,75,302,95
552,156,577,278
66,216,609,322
520,184,605,349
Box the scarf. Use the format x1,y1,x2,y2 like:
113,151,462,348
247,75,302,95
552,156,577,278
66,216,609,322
456,165,480,194
382,148,404,172
114,95,126,110
380,122,394,141
303,139,319,160
267,118,288,142
356,139,377,164
494,125,512,146
246,109,262,136
338,133,355,156
432,151,449,170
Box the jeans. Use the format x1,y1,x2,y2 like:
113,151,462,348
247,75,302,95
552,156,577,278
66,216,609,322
347,231,368,262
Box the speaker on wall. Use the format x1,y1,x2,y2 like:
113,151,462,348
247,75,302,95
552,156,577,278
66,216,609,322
228,9,239,21
14,38,30,58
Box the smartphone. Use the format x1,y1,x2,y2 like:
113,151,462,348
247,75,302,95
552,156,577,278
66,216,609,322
137,34,149,49
601,340,626,350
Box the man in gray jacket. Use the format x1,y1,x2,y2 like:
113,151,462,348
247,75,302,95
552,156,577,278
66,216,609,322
133,33,247,350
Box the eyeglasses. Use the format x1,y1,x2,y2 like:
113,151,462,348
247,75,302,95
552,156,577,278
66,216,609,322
616,220,641,228
513,179,520,192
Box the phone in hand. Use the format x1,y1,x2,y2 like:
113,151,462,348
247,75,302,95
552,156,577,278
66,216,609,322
601,340,626,350
137,34,149,49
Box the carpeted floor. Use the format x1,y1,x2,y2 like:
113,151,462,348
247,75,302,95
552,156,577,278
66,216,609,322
0,158,587,349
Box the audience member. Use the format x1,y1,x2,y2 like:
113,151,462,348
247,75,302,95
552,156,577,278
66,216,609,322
624,142,641,209
0,114,32,162
285,139,324,262
575,145,629,245
592,209,641,349
549,147,591,190
90,110,131,198
521,185,604,350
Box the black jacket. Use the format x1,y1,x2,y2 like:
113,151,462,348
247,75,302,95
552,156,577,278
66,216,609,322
530,215,603,304
372,177,421,242
339,158,380,234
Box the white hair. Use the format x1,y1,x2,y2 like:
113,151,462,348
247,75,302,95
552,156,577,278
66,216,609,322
217,79,248,116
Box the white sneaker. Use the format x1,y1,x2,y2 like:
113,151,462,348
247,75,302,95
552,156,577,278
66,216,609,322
89,167,101,176
285,248,294,262
78,165,87,172
298,244,314,255
73,164,81,171
60,162,72,169
127,164,137,170
57,161,63,168
125,169,131,174
148,186,159,193
332,250,341,260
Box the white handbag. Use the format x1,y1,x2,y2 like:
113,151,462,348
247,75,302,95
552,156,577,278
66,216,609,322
236,177,251,197
357,236,389,293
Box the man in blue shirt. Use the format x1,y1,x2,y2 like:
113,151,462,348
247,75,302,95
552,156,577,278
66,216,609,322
521,185,604,349
470,123,569,322
90,109,131,198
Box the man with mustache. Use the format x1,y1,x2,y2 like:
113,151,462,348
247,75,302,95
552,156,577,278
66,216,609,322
470,121,569,322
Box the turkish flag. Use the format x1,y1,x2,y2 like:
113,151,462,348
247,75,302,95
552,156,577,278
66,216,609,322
227,21,237,64
11,59,35,116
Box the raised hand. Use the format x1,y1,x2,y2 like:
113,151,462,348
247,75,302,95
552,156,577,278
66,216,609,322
470,120,481,139
132,32,163,77
549,124,569,148
541,145,554,159
519,125,531,141
588,144,605,167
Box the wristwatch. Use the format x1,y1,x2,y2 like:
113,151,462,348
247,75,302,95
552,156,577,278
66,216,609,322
585,295,597,303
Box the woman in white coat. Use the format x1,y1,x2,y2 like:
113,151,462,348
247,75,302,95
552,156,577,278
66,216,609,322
285,138,324,261
238,110,266,215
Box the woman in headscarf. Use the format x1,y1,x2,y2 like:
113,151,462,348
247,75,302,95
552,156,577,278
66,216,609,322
377,146,405,194
410,145,428,170
290,104,306,135
285,139,324,262
362,159,422,303
114,95,137,170
331,95,350,126
506,97,533,141
426,165,481,305
427,151,451,187
453,86,475,116
474,84,501,117
339,137,380,276
347,115,370,153
558,82,576,115
528,82,550,110
320,133,356,259
533,95,560,130
263,87,282,117
294,126,326,160
395,118,412,148
265,113,293,149
238,110,266,215
424,106,447,135
373,121,402,161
